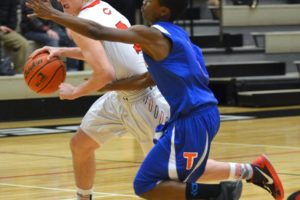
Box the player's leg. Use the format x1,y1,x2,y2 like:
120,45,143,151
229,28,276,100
199,156,284,200
140,181,241,200
203,155,283,199
1,31,28,73
124,88,235,195
199,159,231,181
200,159,252,182
134,138,242,200
70,128,99,200
72,92,127,200
134,106,242,200
122,87,170,155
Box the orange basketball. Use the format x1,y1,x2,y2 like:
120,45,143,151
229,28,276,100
23,52,66,95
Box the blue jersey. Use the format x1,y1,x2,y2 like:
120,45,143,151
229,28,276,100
143,22,218,121
133,22,221,196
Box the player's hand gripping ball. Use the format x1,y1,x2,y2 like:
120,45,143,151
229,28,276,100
23,52,66,95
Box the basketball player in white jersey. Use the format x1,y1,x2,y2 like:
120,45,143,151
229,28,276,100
30,1,251,200
31,0,170,199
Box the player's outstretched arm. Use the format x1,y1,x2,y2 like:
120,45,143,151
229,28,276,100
26,0,171,60
27,0,151,44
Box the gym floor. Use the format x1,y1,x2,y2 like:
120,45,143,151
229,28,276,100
0,105,299,199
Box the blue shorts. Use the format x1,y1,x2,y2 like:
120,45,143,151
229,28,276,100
133,105,220,195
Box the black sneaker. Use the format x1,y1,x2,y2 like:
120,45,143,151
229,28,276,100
213,181,243,200
247,154,284,200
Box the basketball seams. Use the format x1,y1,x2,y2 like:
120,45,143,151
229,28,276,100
24,53,46,81
23,53,66,94
61,62,66,83
37,63,66,94
27,58,60,86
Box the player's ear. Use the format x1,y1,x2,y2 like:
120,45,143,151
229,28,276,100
160,6,171,19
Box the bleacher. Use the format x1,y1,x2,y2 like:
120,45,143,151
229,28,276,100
177,0,300,107
0,6,94,121
0,71,103,121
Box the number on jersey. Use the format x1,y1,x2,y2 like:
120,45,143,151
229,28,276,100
115,21,142,54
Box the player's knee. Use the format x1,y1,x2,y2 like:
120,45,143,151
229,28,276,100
70,128,99,155
133,176,152,198
136,192,151,199
133,177,142,196
133,181,154,200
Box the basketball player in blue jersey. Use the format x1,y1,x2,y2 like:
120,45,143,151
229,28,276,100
27,0,284,199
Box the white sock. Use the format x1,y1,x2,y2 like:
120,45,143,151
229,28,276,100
229,163,253,180
77,187,93,200
228,163,236,180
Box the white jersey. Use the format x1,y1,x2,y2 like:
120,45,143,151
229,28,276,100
78,0,147,80
78,0,170,155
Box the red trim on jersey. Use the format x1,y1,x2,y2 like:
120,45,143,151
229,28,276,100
80,0,100,11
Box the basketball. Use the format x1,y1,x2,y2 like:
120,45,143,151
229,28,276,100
23,52,66,95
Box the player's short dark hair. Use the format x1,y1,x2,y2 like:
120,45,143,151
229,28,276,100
159,0,188,21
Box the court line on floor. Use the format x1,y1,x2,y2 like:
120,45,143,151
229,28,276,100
0,164,139,180
0,151,142,164
0,182,140,199
1,143,299,180
213,141,300,150
64,193,142,200
1,149,299,180
213,150,300,163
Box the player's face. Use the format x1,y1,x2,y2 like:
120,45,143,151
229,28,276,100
141,0,162,24
58,0,84,15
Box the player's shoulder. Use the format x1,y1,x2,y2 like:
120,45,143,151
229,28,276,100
79,1,126,26
129,25,161,37
79,1,114,18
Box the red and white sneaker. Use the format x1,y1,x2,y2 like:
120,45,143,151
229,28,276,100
287,191,300,200
247,154,284,200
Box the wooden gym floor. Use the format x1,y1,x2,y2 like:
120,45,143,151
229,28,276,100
0,105,299,200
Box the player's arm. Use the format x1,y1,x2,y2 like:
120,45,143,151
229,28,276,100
99,72,155,92
30,46,85,61
66,32,115,99
52,32,85,60
26,0,171,61
56,47,85,60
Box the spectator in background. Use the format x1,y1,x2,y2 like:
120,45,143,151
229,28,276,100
208,0,220,19
20,0,83,71
0,0,29,74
